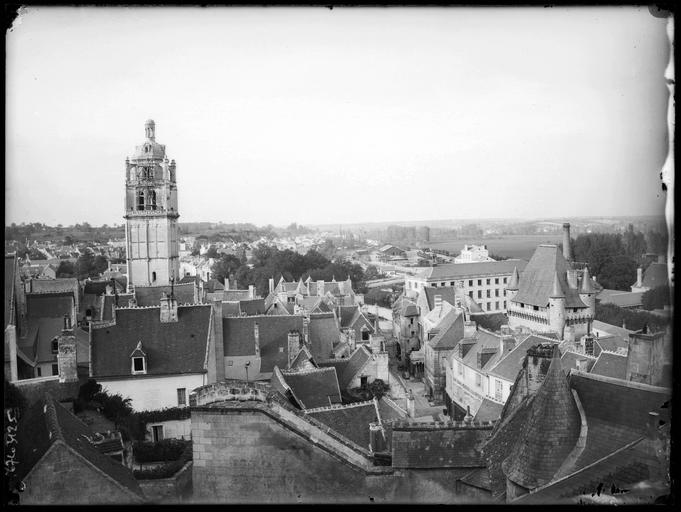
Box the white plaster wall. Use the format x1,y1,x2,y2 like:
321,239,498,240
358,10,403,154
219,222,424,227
101,374,206,411
145,418,191,441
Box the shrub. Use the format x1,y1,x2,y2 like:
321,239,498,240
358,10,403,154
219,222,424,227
133,442,192,480
133,439,189,463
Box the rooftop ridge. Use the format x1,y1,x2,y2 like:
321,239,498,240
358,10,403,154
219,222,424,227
304,399,376,414
570,369,672,393
280,366,337,376
392,419,496,430
43,394,64,443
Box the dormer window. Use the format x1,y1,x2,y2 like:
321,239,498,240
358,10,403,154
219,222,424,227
130,341,147,375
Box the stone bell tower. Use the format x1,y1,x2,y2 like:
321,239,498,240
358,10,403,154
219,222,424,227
124,120,180,288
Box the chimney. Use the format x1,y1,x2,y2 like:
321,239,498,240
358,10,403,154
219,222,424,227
348,329,356,350
302,316,310,344
562,223,573,262
369,422,386,453
501,335,515,354
636,267,643,287
287,330,301,369
434,294,443,311
464,321,477,339
406,390,415,418
253,322,260,357
525,344,555,394
317,280,325,296
268,277,274,294
248,285,256,299
576,358,588,372
583,335,594,356
160,292,178,323
57,314,78,383
464,405,473,425
210,299,225,382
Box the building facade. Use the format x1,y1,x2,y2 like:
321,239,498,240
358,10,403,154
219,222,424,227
124,120,180,288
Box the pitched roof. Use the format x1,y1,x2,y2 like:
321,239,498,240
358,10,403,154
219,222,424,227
26,292,75,319
279,367,342,409
306,400,379,448
512,245,587,308
133,283,196,307
597,290,644,308
560,351,597,373
91,304,212,378
100,293,134,321
391,424,492,469
15,395,144,502
238,298,266,316
458,329,503,371
221,289,253,301
221,301,241,317
423,286,460,311
502,346,581,489
428,309,464,350
419,259,527,281
289,345,316,370
487,334,550,381
590,351,628,380
318,345,372,389
641,262,668,289
392,295,418,317
222,315,305,373
473,398,504,423
592,320,633,339
308,312,339,361
28,277,79,295
594,335,628,355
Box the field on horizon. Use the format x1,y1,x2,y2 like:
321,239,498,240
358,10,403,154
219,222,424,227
427,234,564,261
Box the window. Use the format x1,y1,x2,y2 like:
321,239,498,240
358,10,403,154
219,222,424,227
486,302,491,310
477,290,482,299
477,279,482,286
503,277,508,284
495,301,499,310
410,318,414,325
432,283,437,288
486,279,491,285
177,388,187,407
51,338,59,354
148,190,157,210
495,278,499,285
486,290,491,298
52,364,59,376
227,360,233,366
137,191,144,210
533,305,539,311
495,380,502,401
469,280,473,287
362,330,370,341
279,347,284,353
475,373,482,387
503,301,506,309
152,425,164,443
152,271,157,283
450,282,455,286
495,289,499,297
132,356,146,374
469,291,473,298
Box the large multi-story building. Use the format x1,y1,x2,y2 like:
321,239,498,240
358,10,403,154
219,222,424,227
124,120,180,288
404,259,527,314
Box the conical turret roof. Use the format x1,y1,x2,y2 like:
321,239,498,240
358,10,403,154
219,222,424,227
507,266,520,291
580,266,595,294
501,345,581,490
550,271,565,298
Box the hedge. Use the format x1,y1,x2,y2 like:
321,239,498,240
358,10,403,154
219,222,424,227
133,439,189,463
133,442,193,480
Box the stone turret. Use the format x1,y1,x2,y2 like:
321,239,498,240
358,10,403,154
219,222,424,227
548,271,566,338
562,223,573,262
506,266,520,302
579,266,596,322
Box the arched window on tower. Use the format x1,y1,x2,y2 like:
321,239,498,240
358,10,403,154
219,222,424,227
152,271,157,283
149,190,157,210
137,191,145,211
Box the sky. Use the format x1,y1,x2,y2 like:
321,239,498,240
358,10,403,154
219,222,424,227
5,6,672,228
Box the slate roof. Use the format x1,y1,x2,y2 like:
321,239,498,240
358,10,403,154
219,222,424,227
594,335,629,356
33,317,66,364
560,351,597,373
289,345,316,370
90,304,212,378
133,283,196,307
458,329,503,371
306,400,379,448
592,320,633,339
308,312,339,361
512,245,590,308
502,346,581,489
5,255,16,329
419,259,527,281
101,293,134,321
488,334,551,381
238,298,266,316
318,345,373,390
590,351,627,380
26,293,74,319
13,377,82,406
392,295,418,317
222,315,305,373
641,262,668,289
15,395,144,502
459,467,493,491
222,290,253,301
204,278,225,292
391,424,492,469
28,278,79,295
597,289,645,308
473,398,504,423
428,309,464,350
279,367,342,409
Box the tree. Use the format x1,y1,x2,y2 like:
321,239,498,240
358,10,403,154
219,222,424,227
641,285,671,311
364,265,383,281
623,224,646,264
597,254,638,291
75,250,96,279
211,254,243,284
56,260,76,278
93,255,109,276
205,246,220,259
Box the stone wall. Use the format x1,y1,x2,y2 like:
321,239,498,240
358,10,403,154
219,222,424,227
137,461,193,503
191,405,486,503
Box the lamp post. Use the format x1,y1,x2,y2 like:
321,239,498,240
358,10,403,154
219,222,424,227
245,361,251,384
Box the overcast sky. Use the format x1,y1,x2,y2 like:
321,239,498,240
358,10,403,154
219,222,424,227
6,6,671,227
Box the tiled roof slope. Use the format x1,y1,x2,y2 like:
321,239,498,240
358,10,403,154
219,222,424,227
419,259,527,281
513,245,588,308
29,278,79,295
306,401,378,448
473,398,504,423
428,309,464,349
5,255,16,329
391,424,492,469
279,367,342,409
222,315,305,373
134,283,196,306
592,320,633,339
101,293,134,321
642,262,668,289
308,312,339,361
26,293,74,319
589,351,627,380
560,351,596,373
91,304,211,378
328,345,372,389
487,334,546,381
238,298,266,316
502,346,581,490
15,395,144,502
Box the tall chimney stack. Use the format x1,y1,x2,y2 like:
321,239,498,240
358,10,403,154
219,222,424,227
562,223,573,262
